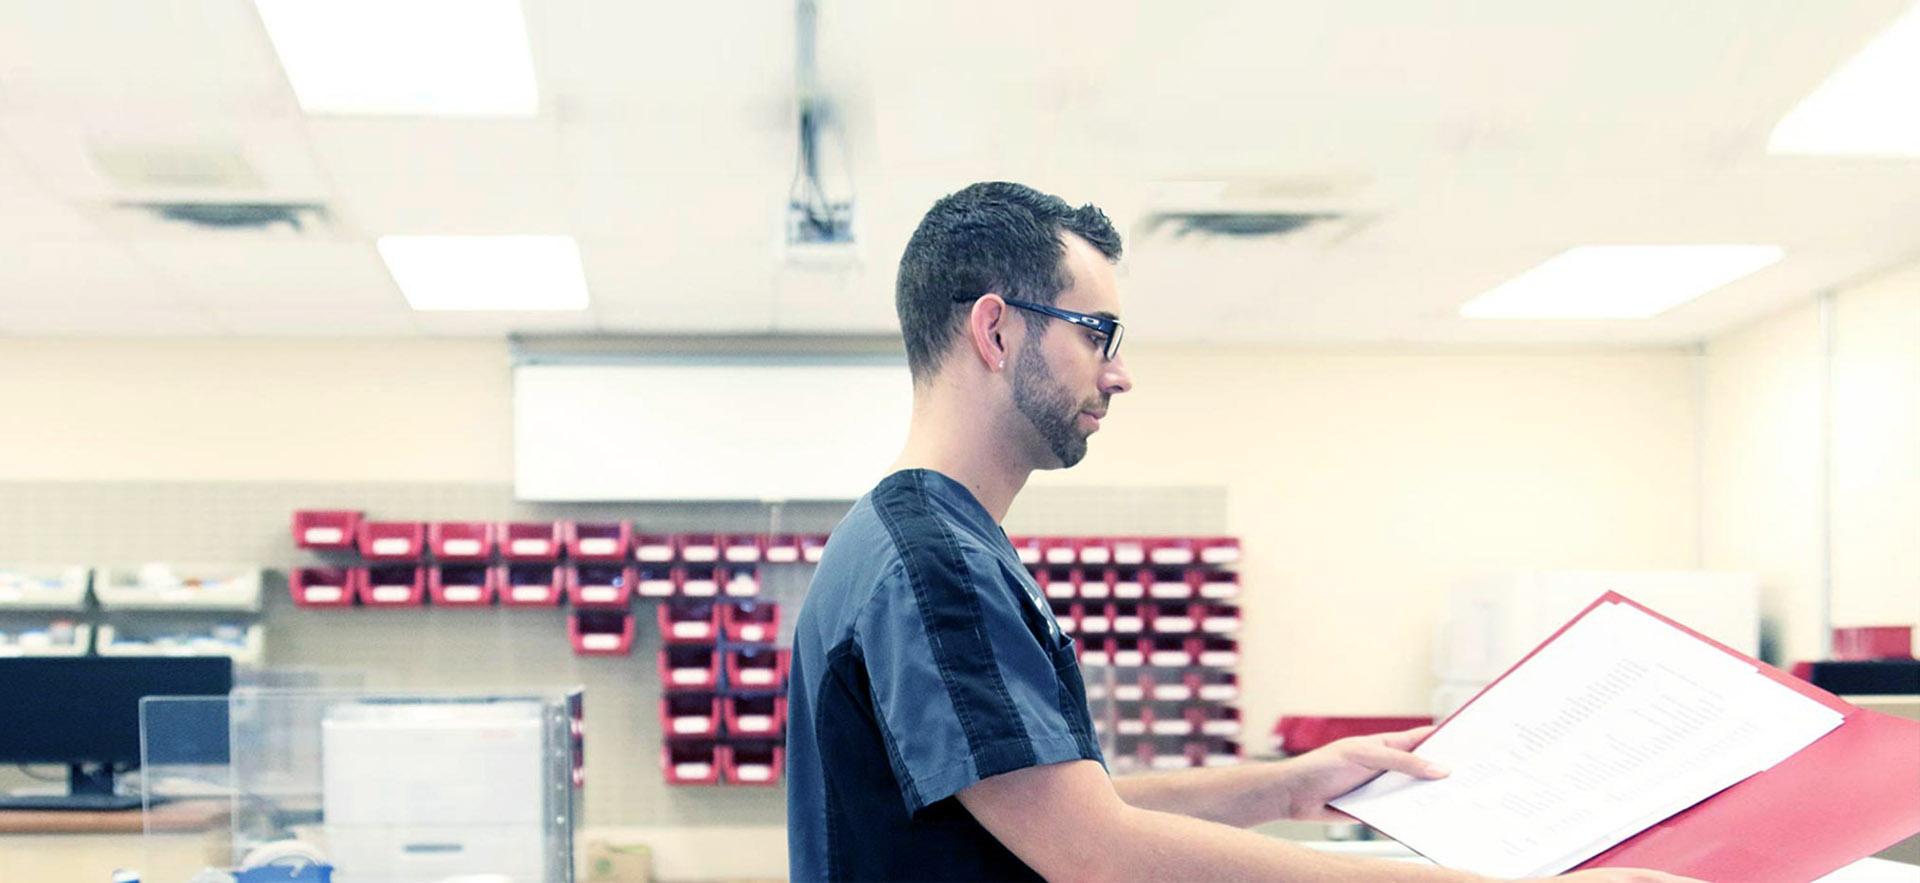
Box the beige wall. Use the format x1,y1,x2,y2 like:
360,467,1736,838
1703,261,1920,663
1038,348,1702,729
0,336,1706,734
0,339,513,482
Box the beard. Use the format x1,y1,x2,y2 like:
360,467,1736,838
1010,345,1101,469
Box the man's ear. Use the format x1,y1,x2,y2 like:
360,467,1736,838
969,294,1013,372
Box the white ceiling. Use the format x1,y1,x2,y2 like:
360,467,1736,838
0,0,1917,344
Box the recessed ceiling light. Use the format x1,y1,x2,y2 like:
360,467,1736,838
254,0,539,117
1769,3,1920,156
1459,245,1784,320
378,236,589,311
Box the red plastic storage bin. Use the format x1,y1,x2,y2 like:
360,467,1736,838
1111,602,1145,634
1192,636,1239,668
1075,602,1111,635
1832,626,1914,660
1039,566,1079,600
567,522,631,561
724,695,786,739
1147,538,1196,566
358,565,426,607
1077,537,1112,566
1048,599,1078,635
679,567,720,598
660,646,720,692
721,601,780,644
500,564,563,607
1113,569,1146,600
722,534,763,564
800,534,829,564
1198,706,1243,738
293,510,362,551
1078,568,1115,600
570,610,635,656
764,534,802,564
1148,602,1197,634
358,521,425,561
1148,567,1193,600
634,565,677,598
501,522,564,561
430,564,497,606
1200,603,1240,635
1007,536,1043,566
1041,537,1078,566
721,566,761,598
725,647,788,692
1078,638,1113,667
663,740,720,785
633,533,677,564
1112,637,1146,667
567,564,633,608
290,567,355,607
1197,537,1242,566
1110,538,1147,567
429,522,494,562
720,741,783,785
658,601,720,644
1147,636,1194,667
661,694,720,738
679,533,720,564
1198,570,1240,601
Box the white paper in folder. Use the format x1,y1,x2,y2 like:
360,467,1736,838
1330,600,1842,879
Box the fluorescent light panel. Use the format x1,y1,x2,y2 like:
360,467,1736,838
378,236,589,311
254,0,538,116
1460,245,1784,320
1769,3,1920,156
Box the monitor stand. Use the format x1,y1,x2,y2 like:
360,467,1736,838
0,763,144,811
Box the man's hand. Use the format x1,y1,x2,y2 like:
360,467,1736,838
1278,724,1447,821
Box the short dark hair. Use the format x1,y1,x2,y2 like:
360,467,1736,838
895,182,1122,383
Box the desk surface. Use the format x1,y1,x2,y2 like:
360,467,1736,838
0,798,225,834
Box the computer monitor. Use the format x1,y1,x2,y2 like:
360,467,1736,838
0,656,233,808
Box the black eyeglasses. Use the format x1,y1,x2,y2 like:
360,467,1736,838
998,297,1125,361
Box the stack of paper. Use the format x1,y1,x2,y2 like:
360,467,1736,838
1331,595,1920,880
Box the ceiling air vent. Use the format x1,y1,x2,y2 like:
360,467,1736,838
94,201,335,238
1140,211,1342,240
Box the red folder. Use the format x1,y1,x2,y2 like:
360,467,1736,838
1419,591,1920,882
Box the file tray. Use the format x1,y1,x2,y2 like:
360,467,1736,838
0,566,90,609
96,564,263,611
0,618,90,656
98,621,262,664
